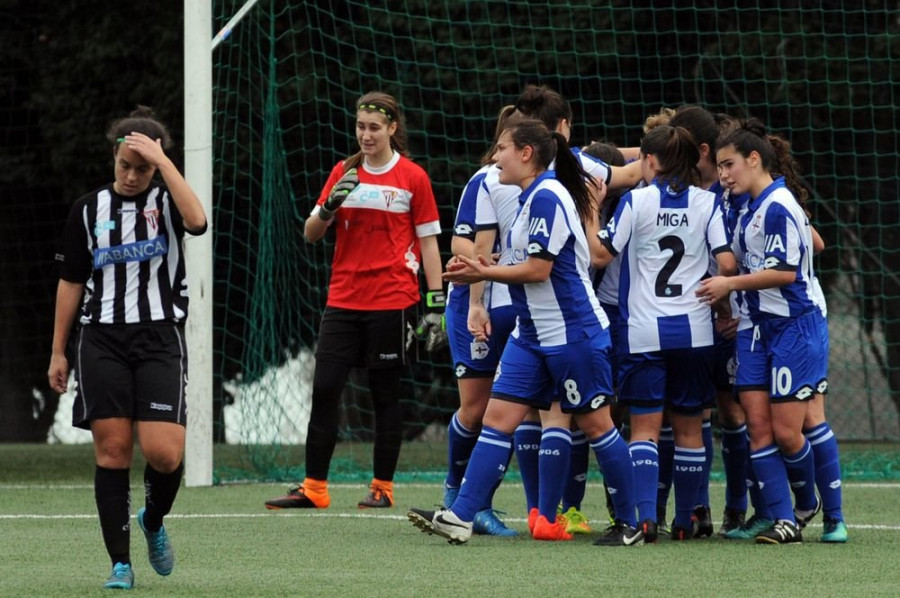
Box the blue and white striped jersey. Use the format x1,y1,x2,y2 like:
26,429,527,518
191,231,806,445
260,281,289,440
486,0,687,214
735,177,823,321
506,171,608,347
447,165,490,304
601,179,730,352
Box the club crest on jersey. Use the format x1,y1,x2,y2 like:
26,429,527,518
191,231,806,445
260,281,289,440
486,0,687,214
383,189,399,209
142,209,160,231
528,217,549,237
470,341,489,360
752,213,762,229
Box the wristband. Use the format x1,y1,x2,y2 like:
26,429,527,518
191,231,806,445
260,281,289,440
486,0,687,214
425,290,446,311
317,205,335,221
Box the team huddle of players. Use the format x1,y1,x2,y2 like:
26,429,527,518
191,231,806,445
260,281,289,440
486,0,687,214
406,86,848,547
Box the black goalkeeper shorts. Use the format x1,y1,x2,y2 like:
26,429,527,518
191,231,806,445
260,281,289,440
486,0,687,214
315,305,417,369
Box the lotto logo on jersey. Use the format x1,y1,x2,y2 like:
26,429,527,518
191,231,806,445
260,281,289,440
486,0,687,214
528,217,549,237
455,223,474,236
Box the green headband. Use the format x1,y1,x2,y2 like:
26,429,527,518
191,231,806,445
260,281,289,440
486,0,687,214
358,102,396,121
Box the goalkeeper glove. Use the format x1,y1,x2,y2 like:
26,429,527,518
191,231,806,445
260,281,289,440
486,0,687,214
416,290,448,353
318,167,359,221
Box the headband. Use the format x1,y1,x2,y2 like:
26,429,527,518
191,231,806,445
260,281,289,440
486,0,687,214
358,102,396,122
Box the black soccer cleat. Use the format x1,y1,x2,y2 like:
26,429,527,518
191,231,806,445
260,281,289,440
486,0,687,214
593,520,644,547
755,519,803,544
692,505,713,538
718,507,746,537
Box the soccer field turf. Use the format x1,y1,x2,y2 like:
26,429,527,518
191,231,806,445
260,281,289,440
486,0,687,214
2,446,900,597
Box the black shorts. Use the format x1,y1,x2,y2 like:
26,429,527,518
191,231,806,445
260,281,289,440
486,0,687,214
72,323,188,430
315,306,417,368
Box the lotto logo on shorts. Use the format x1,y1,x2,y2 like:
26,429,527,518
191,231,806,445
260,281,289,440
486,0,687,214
150,402,173,412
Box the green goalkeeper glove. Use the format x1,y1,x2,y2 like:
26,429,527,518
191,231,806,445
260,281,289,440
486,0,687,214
416,290,448,353
318,168,359,220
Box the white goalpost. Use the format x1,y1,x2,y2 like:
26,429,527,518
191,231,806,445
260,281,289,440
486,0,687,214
183,0,262,487
183,0,214,487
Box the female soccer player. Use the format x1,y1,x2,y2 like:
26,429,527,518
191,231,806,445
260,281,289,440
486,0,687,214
667,105,751,536
442,105,519,536
265,91,444,511
698,118,829,544
409,118,640,546
591,124,737,541
48,107,207,589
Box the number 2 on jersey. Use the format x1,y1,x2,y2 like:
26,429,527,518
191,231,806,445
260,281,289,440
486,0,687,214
655,235,685,297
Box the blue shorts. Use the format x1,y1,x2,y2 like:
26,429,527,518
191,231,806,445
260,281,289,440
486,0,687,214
445,291,516,379
812,310,829,394
600,302,623,389
617,346,716,415
492,330,614,414
734,310,827,403
711,333,737,393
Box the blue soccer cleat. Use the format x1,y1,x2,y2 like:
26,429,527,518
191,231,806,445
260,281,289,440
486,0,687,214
137,507,174,576
473,509,518,536
103,562,134,590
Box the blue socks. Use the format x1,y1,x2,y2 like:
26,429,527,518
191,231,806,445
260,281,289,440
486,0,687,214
721,425,749,512
514,422,542,512
592,428,636,527
451,426,513,522
629,440,659,524
673,446,706,529
562,430,589,511
696,418,714,508
805,422,844,521
446,411,478,489
750,444,794,522
656,426,674,516
538,428,571,522
783,439,818,512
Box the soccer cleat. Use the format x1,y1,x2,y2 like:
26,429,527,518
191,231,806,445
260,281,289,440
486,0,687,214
718,508,746,537
821,518,849,543
603,484,617,526
532,515,573,541
407,507,472,544
559,507,592,535
527,507,539,535
692,505,713,538
265,484,330,509
103,562,134,590
137,507,174,576
793,495,822,530
358,480,394,509
473,509,518,536
656,506,671,536
722,514,774,540
640,518,658,543
670,524,694,541
755,519,803,544
592,520,645,547
442,482,459,508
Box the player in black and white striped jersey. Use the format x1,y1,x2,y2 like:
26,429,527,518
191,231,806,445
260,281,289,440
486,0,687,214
48,106,207,590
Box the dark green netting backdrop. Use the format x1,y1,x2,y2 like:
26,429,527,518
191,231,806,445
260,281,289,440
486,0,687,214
210,0,900,482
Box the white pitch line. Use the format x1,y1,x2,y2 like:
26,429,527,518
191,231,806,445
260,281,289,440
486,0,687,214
0,511,898,532
2,482,900,491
